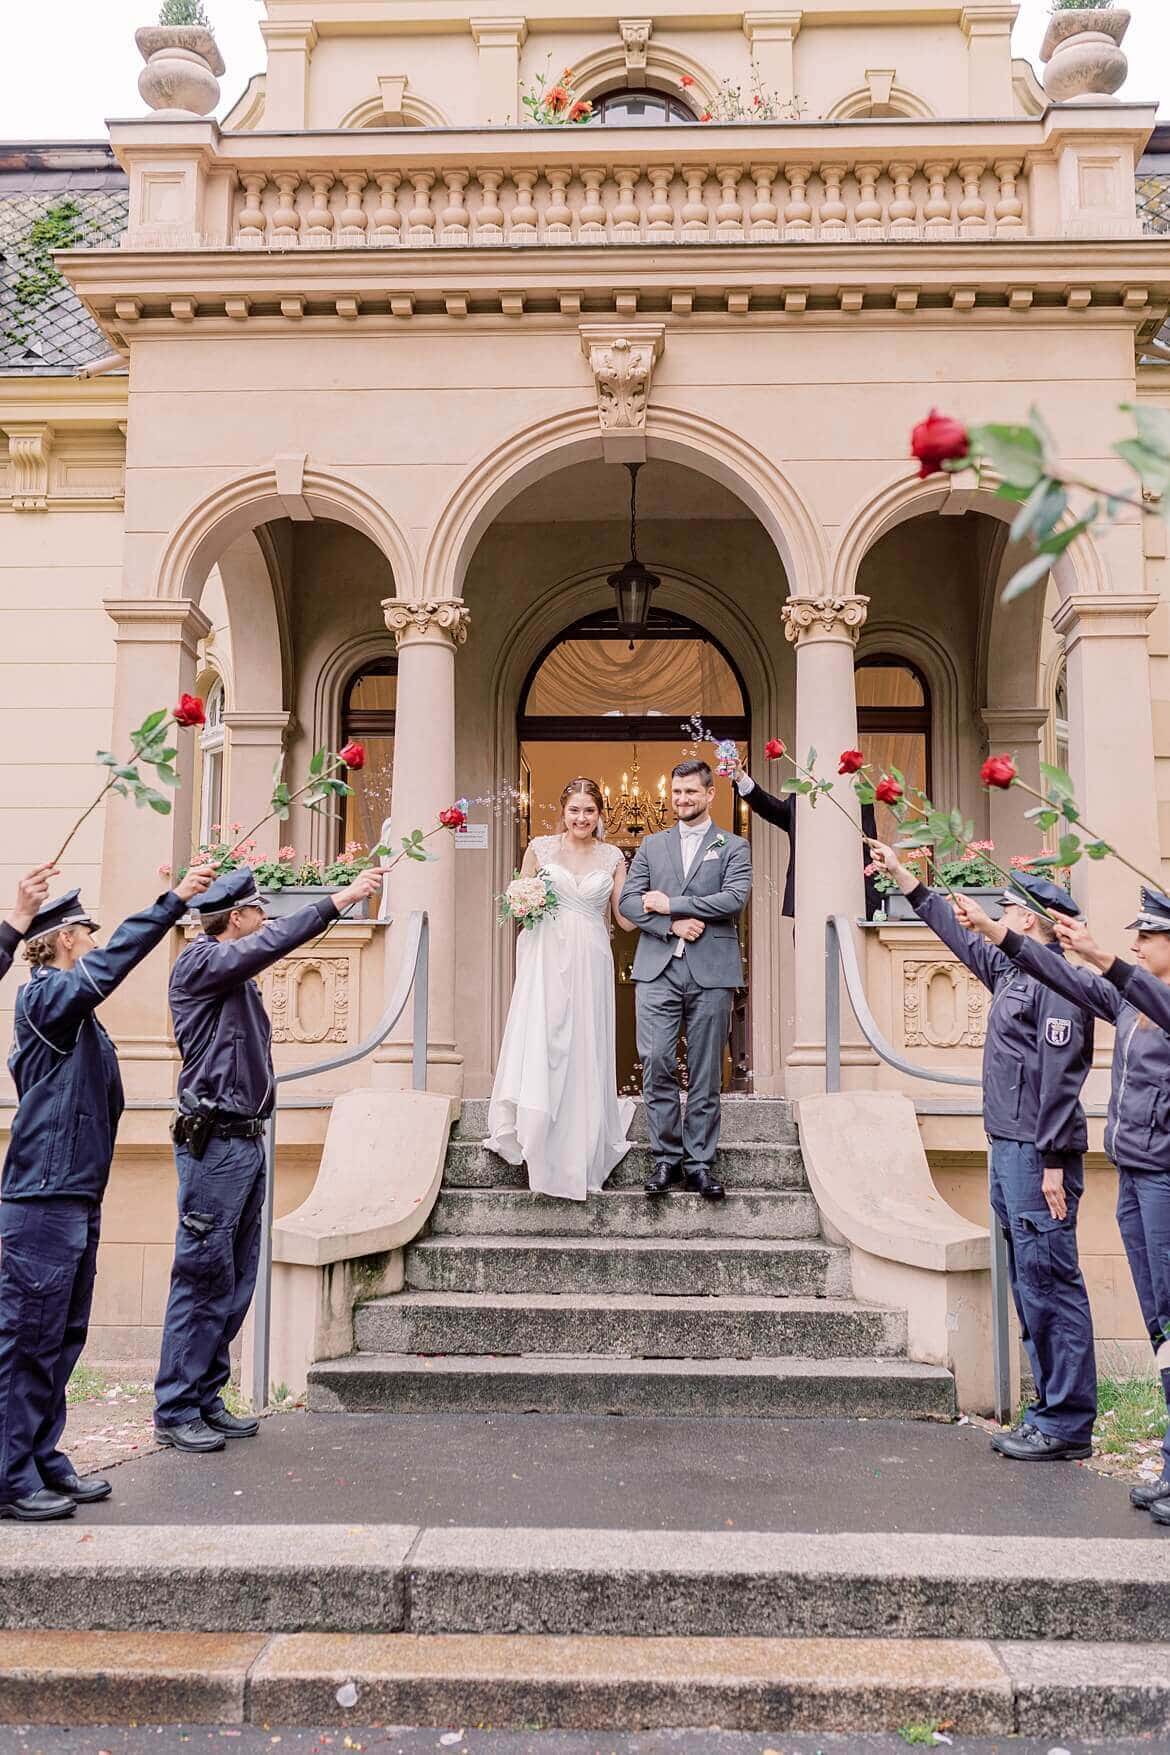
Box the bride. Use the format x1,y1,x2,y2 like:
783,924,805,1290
486,777,636,1200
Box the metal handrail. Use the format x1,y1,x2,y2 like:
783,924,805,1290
250,909,430,1410
825,914,1012,1423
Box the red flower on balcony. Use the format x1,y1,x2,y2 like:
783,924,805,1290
545,84,570,113
569,100,593,121
679,74,695,87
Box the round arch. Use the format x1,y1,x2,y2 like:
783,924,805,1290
338,92,450,128
480,559,788,1089
568,41,717,112
825,83,934,119
154,464,417,605
829,469,1109,603
421,404,828,606
854,620,962,803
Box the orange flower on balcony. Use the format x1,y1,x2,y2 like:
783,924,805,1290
545,83,569,113
569,100,593,122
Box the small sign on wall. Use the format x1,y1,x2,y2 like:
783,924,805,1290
455,824,489,850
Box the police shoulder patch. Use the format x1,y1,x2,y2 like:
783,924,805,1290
1045,1016,1073,1047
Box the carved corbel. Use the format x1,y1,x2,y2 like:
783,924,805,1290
377,74,408,123
579,323,666,463
619,18,652,74
2,423,53,511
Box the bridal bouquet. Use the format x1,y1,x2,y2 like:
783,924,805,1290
498,872,559,931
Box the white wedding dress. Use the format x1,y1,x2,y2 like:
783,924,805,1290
485,834,635,1200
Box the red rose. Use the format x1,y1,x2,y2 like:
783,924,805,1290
981,754,1017,790
174,694,206,729
838,749,865,775
338,740,366,770
764,738,785,761
440,805,468,831
910,409,970,481
875,775,903,805
679,74,695,87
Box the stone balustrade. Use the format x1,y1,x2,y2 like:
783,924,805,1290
109,107,1155,253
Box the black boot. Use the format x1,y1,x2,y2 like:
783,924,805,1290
203,1408,260,1439
1131,1477,1170,1510
154,1418,226,1453
45,1471,111,1504
644,1162,684,1195
0,1488,75,1521
991,1427,1092,1461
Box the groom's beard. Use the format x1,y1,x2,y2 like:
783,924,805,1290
674,803,710,824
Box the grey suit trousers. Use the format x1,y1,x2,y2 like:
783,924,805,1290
635,955,732,1170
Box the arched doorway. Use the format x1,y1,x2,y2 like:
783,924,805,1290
518,604,752,1091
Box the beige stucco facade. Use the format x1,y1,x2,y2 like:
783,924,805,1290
1,0,1169,1371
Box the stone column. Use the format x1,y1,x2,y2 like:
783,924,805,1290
1053,593,1162,945
97,598,211,1099
782,595,869,1096
469,16,527,124
961,5,1015,117
259,21,318,129
742,11,802,106
979,705,1049,860
222,710,293,859
378,599,470,1094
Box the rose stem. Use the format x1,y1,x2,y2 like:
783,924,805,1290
1010,776,1166,895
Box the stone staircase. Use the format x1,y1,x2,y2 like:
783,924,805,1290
309,1097,955,1419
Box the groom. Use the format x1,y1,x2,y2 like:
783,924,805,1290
620,760,752,1202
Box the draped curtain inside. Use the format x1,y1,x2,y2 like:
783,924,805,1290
525,637,742,718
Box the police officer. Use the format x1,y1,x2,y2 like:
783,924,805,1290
154,861,382,1453
0,869,214,1521
870,844,1097,1461
957,886,1170,1520
0,866,57,983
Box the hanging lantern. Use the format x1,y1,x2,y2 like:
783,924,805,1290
608,462,660,646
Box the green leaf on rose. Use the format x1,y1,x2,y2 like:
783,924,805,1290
1121,403,1170,461
1040,762,1075,800
1011,479,1067,546
1060,798,1079,823
96,751,118,767
1001,552,1054,603
1085,839,1112,860
1057,832,1082,867
310,748,327,777
1114,439,1170,497
969,423,1047,491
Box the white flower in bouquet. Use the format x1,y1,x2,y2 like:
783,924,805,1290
498,871,560,930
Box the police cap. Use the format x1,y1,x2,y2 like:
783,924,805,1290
1001,872,1081,918
1126,886,1170,935
24,888,100,944
186,867,268,917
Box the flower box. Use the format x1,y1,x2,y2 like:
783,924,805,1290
259,884,372,921
877,885,1003,923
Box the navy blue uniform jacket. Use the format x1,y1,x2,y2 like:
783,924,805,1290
3,891,186,1202
169,898,339,1120
0,921,20,985
1004,929,1170,1174
910,885,1092,1166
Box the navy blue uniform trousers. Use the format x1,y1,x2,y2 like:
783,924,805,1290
154,1135,266,1428
988,1139,1097,1444
1116,1168,1170,1478
0,1197,100,1501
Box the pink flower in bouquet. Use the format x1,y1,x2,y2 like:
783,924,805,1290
910,409,969,480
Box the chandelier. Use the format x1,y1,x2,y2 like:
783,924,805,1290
603,747,670,840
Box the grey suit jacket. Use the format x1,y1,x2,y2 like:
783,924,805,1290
620,824,752,989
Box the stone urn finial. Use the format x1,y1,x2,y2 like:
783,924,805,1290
136,23,226,117
1040,7,1130,104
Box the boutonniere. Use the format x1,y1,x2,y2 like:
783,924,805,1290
711,834,727,850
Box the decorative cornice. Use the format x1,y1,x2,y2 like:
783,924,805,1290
469,15,527,47
103,597,213,650
1051,591,1159,645
383,598,471,648
782,594,869,645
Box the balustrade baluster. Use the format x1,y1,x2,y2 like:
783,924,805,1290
579,167,608,240
304,174,335,247
338,172,370,245
647,165,676,237
509,170,539,241
783,162,813,235
405,170,436,244
272,173,302,247
545,166,573,239
613,167,642,238
888,161,919,235
715,164,745,237
440,169,471,242
474,169,506,242
748,163,778,239
371,171,403,245
993,158,1025,232
818,164,847,236
237,173,268,248
958,159,989,234
680,166,711,239
923,160,955,235
853,162,884,235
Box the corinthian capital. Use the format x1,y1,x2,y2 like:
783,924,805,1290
781,595,869,646
384,598,471,648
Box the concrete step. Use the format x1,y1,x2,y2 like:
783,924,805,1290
443,1139,809,1191
355,1290,906,1360
455,1096,798,1146
406,1234,853,1297
6,1525,1166,1644
308,1352,955,1419
427,1187,820,1240
2,1629,1167,1735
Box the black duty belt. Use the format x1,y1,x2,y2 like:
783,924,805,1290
211,1117,266,1140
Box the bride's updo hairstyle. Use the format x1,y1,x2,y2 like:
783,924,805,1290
559,777,606,839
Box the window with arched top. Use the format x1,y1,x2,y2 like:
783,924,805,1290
1052,661,1070,778
340,659,397,852
588,87,697,125
198,678,226,847
856,657,932,841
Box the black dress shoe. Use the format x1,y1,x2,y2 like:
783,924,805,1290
0,1488,76,1521
991,1427,1092,1462
644,1162,684,1195
45,1472,111,1504
1131,1477,1170,1510
203,1408,259,1439
684,1166,726,1201
154,1418,226,1453
1151,1496,1170,1527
